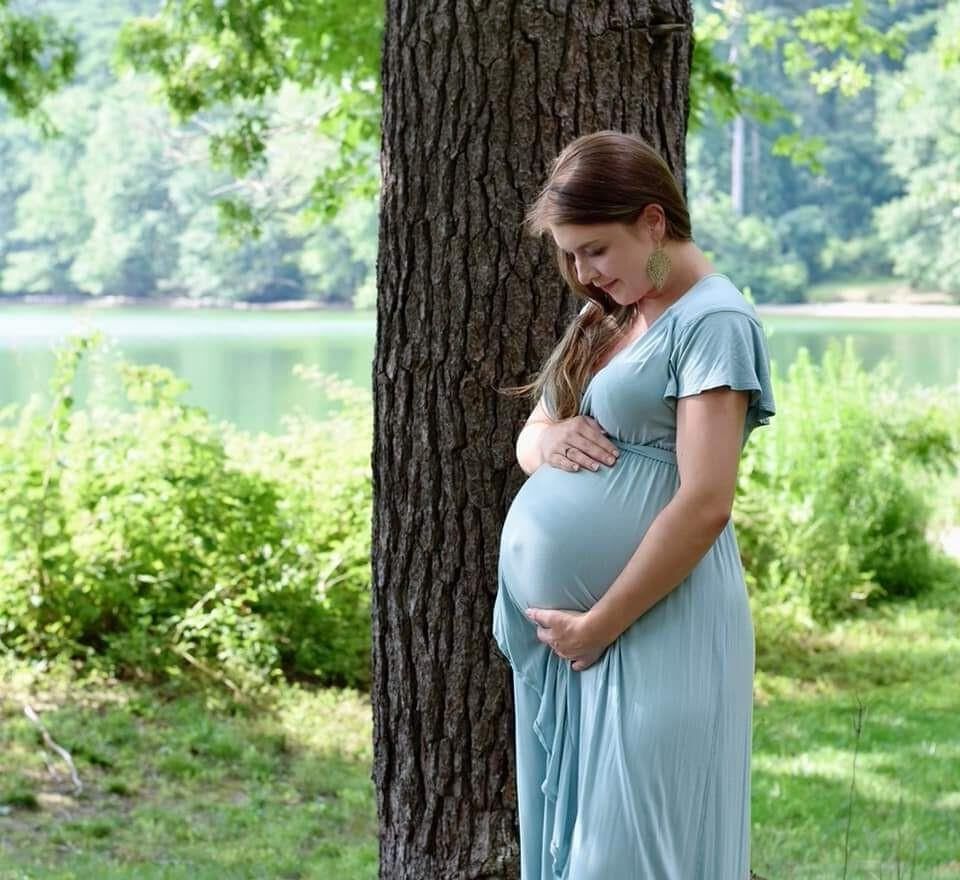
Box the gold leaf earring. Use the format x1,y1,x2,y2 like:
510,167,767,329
646,237,671,291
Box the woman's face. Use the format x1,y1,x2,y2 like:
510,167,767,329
550,214,664,305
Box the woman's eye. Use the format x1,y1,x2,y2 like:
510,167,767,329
587,248,605,257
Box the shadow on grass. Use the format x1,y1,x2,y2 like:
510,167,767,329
4,571,960,879
0,665,378,880
749,574,960,877
752,675,960,876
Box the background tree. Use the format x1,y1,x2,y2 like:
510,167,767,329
687,0,953,301
7,0,957,304
371,2,693,876
1,89,93,295
115,0,383,229
874,0,960,296
0,0,77,124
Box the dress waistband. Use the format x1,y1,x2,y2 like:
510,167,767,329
609,437,677,466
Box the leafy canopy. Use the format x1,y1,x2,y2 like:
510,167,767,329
0,0,78,131
0,1,927,225
114,0,383,229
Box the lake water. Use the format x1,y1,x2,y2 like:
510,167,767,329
1,305,958,434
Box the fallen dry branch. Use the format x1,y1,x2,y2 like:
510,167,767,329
23,702,82,795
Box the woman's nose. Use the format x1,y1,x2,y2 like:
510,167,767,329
575,259,595,286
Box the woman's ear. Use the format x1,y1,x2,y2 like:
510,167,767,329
639,204,666,239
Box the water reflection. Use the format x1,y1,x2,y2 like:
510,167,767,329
763,319,960,389
1,308,957,433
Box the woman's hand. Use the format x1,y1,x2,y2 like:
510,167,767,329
539,416,621,473
524,606,612,671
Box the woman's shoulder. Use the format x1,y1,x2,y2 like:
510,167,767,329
672,274,761,331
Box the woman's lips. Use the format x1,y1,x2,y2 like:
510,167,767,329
600,280,618,293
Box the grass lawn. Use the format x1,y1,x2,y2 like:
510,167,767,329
2,577,959,879
751,587,960,878
0,668,377,880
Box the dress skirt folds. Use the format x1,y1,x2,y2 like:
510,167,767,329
493,275,777,879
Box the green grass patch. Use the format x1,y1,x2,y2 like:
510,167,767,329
0,659,377,880
751,577,960,877
3,577,960,877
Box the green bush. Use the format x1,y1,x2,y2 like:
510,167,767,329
818,234,891,281
0,336,372,695
2,335,956,697
690,192,809,303
222,367,372,690
773,205,830,284
736,340,959,621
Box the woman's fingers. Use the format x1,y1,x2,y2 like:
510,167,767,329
534,622,573,660
559,431,620,471
580,419,622,462
552,448,581,471
577,432,621,469
570,647,605,671
547,416,620,472
533,624,560,651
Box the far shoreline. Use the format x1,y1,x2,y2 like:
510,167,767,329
0,294,354,312
757,301,960,320
2,295,960,320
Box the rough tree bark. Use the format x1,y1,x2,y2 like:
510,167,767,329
373,2,694,878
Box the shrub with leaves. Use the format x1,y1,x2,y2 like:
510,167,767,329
736,340,959,622
0,336,372,696
2,333,956,697
222,366,372,690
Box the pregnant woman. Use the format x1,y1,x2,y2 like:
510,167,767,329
493,131,776,879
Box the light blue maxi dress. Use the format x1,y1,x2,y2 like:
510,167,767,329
493,274,776,880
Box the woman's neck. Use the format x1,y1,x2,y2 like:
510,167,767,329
660,241,717,300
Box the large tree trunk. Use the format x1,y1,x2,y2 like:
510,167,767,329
373,3,693,877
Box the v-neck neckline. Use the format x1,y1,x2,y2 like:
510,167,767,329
588,273,728,384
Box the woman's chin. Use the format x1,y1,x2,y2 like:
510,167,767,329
636,286,668,302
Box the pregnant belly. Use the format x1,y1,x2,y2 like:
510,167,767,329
498,455,679,612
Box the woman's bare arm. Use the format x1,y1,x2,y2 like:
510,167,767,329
584,387,750,645
516,397,555,476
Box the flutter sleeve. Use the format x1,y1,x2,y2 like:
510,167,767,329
664,308,776,432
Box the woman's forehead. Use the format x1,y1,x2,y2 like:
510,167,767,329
550,222,620,253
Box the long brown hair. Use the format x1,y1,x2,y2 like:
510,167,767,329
500,130,692,420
